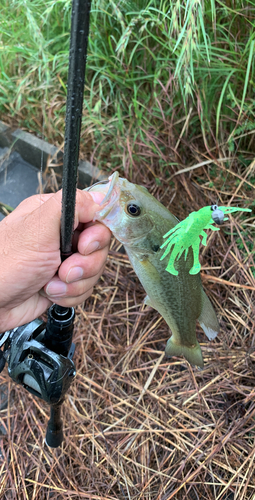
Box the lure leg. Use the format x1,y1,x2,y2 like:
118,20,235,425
200,230,208,246
189,238,201,275
205,224,220,232
165,246,181,275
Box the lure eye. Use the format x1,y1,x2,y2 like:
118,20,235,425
211,204,218,211
126,203,141,217
212,208,225,225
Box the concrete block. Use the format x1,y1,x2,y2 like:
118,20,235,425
0,147,10,172
0,121,108,216
0,122,12,148
10,127,107,188
0,151,40,211
78,159,107,188
12,128,63,173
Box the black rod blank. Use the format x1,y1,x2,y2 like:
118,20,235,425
45,403,64,448
61,0,92,260
45,0,92,447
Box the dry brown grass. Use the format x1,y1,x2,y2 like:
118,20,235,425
0,150,255,499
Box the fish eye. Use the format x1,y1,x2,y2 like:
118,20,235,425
211,204,218,211
126,203,141,217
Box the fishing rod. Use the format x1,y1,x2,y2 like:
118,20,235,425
0,0,92,447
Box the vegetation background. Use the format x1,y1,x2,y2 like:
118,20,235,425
0,0,255,498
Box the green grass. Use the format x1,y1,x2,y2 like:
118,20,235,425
0,0,254,177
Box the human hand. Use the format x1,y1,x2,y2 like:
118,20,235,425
0,189,111,333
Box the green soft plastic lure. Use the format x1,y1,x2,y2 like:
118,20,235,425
160,205,252,276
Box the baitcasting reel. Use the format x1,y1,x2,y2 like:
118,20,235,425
0,304,76,448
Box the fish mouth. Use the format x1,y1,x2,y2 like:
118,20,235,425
87,171,121,222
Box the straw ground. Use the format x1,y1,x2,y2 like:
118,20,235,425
0,153,255,498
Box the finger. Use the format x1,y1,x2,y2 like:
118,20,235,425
45,287,95,309
0,294,53,333
72,227,82,252
57,245,109,284
43,268,103,299
2,193,55,223
22,189,107,250
78,222,111,255
72,221,110,254
4,188,106,233
74,189,107,226
15,193,54,212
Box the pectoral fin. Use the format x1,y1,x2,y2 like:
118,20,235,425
165,337,204,368
198,290,220,340
144,295,156,309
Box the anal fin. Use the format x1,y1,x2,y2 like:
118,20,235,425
198,290,220,341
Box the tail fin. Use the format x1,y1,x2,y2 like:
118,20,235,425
199,290,220,341
165,337,204,368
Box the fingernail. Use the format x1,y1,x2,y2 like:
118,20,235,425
84,241,100,255
46,281,67,297
66,266,83,283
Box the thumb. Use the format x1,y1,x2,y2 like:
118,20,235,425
31,189,105,249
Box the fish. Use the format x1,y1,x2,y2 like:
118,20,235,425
86,172,220,367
